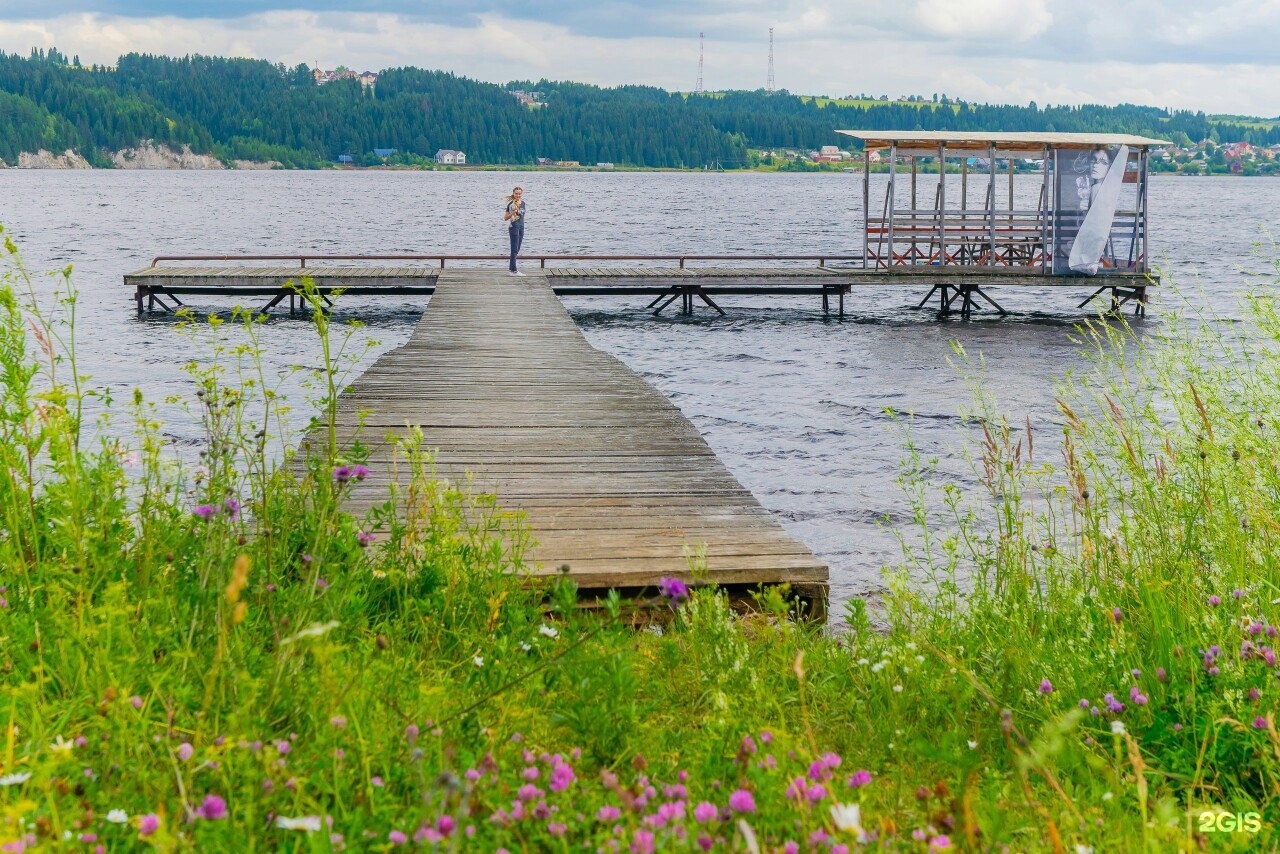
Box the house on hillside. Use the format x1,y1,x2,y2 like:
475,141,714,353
359,71,378,88
435,149,466,165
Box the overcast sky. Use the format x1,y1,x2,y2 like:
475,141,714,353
0,1,1275,116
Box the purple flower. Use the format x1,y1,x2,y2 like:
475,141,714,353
275,740,291,755
371,776,384,788
223,498,241,520
1233,588,1245,599
130,695,143,709
693,802,717,823
356,531,374,547
549,762,575,792
193,504,217,520
195,795,227,820
806,783,827,803
1112,607,1123,623
1249,621,1265,636
657,577,689,605
1156,667,1168,683
727,789,755,814
176,742,194,762
847,769,872,788
1207,595,1221,606
1078,698,1090,709
388,829,407,845
330,716,346,729
138,814,160,836
332,466,352,483
315,577,329,590
931,835,953,850
1039,679,1054,694
405,724,419,741
436,816,455,837
597,806,621,822
547,821,566,836
1253,716,1268,730
352,465,370,481
631,829,656,854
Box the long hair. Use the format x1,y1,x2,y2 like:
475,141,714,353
505,186,523,204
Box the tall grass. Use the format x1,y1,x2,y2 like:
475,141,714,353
0,226,1277,851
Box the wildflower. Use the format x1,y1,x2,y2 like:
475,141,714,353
693,802,717,823
829,804,860,834
547,821,566,836
967,740,978,749
276,740,291,755
931,836,953,850
138,814,160,836
1156,667,1168,683
196,795,227,820
193,504,217,520
388,829,407,845
130,695,143,709
0,773,31,786
352,464,370,480
105,809,128,824
1078,698,1090,709
786,777,808,800
371,776,385,788
631,829,656,854
223,498,241,520
739,735,757,756
1173,723,1183,732
807,784,827,803
1129,686,1148,705
728,789,755,813
1250,688,1261,701
1208,595,1221,606
539,625,559,639
1131,669,1141,678
1110,720,1126,736
549,762,575,792
405,724,419,741
177,742,194,761
473,656,483,668
1253,716,1268,730
847,769,872,788
1233,588,1245,599
1039,679,1053,694
50,735,74,755
276,816,322,832
657,576,689,605
784,843,799,854
597,806,622,822
1112,607,1123,623
760,731,773,744
330,716,346,729
356,531,374,547
436,816,455,837
333,465,352,483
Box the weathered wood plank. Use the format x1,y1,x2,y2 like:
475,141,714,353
320,268,828,607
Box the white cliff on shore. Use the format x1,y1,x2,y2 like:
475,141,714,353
18,149,92,169
112,142,224,169
10,142,281,169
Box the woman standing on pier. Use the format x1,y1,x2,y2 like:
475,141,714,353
504,186,526,276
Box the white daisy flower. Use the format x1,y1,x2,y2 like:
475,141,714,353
276,815,323,832
106,810,128,824
0,772,31,786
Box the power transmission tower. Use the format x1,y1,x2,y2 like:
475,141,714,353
766,28,775,94
695,32,704,94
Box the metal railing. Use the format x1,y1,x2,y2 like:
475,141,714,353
149,253,867,270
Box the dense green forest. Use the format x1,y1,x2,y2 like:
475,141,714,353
1,48,1277,168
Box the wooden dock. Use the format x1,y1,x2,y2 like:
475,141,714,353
326,269,830,610
126,257,1156,318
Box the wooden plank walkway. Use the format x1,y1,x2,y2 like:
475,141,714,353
327,269,829,609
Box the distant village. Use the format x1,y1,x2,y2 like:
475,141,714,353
305,68,1280,175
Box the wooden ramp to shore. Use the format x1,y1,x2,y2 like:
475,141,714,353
328,269,829,610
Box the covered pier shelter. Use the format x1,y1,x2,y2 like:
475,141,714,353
836,130,1170,316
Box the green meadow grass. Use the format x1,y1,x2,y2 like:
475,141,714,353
0,226,1277,851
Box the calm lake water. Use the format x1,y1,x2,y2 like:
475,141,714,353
1,170,1277,609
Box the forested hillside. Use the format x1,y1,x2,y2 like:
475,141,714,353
2,48,1277,168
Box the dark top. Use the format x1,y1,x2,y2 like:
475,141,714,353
506,199,526,229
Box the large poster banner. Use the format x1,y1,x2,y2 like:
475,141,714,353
1052,146,1128,275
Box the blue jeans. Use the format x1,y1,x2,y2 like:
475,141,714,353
509,226,524,271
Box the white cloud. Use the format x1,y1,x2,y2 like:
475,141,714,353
914,0,1052,41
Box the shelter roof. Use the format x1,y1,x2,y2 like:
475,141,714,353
836,130,1172,152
